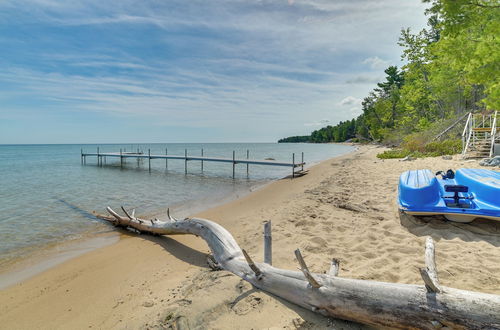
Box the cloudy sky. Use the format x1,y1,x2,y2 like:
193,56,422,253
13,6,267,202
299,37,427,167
0,0,429,144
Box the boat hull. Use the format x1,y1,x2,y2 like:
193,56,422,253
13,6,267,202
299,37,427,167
398,168,500,223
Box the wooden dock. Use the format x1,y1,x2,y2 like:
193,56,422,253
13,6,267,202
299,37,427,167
81,148,306,178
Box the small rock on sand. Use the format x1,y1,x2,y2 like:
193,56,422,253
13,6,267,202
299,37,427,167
400,155,415,161
480,156,500,167
142,301,154,308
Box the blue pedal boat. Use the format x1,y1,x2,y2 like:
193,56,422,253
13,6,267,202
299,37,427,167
398,168,500,222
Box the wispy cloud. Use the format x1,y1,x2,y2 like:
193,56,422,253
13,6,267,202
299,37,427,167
362,56,390,70
304,119,330,127
0,0,429,142
346,75,382,84
339,96,362,106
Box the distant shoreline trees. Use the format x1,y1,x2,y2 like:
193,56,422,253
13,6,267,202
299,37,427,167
277,135,311,143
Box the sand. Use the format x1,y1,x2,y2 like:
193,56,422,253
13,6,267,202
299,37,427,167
1,145,499,329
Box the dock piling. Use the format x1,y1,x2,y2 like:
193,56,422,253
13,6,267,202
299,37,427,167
81,148,83,165
165,148,168,169
185,149,188,174
201,149,204,172
246,150,249,176
148,148,151,172
232,150,236,179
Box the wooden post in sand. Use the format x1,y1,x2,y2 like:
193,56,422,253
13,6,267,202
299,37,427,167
264,221,272,265
301,152,304,172
201,148,204,172
165,148,168,169
292,153,295,178
185,149,188,174
148,148,151,172
420,237,441,293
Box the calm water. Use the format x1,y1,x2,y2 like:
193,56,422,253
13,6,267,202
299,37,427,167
0,143,353,267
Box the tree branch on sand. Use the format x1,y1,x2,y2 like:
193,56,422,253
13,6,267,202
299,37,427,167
97,206,500,329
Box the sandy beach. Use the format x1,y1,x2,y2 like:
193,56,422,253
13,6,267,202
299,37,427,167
1,145,499,329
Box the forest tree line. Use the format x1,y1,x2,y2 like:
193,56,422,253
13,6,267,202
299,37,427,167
279,0,498,144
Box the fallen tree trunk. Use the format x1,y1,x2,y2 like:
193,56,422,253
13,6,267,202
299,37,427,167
99,207,500,329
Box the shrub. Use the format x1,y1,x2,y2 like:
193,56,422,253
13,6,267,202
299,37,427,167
402,133,427,152
424,139,462,155
377,138,462,159
376,149,411,159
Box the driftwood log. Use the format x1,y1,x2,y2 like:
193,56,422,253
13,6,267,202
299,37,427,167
99,207,500,329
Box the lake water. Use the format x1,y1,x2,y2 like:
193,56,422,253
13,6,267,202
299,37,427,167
0,143,353,270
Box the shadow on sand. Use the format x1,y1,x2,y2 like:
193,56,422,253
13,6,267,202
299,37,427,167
399,211,500,247
118,228,210,269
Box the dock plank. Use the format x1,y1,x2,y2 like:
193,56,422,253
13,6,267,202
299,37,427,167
82,152,305,168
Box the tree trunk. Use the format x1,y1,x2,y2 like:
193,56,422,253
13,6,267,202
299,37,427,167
99,207,500,329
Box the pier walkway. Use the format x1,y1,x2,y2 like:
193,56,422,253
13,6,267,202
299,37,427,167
81,148,306,178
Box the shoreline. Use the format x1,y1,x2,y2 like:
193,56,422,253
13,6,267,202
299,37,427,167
0,233,119,290
0,176,261,291
0,144,356,291
1,145,498,329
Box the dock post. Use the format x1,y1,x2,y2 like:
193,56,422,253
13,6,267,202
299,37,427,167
81,148,83,165
232,150,236,179
97,147,100,166
301,152,304,171
120,149,123,168
185,149,188,174
246,149,249,176
292,153,295,178
201,148,204,172
148,148,151,172
165,148,168,169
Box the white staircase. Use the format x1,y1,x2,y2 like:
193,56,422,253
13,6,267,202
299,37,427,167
462,111,499,159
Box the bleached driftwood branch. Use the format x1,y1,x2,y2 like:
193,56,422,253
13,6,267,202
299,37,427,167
99,207,500,329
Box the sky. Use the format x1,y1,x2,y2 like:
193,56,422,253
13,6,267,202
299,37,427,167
0,0,429,144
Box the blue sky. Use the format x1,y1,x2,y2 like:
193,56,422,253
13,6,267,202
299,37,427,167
0,0,429,144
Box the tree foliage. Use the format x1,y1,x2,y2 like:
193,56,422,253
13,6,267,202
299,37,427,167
279,0,498,144
278,135,310,143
